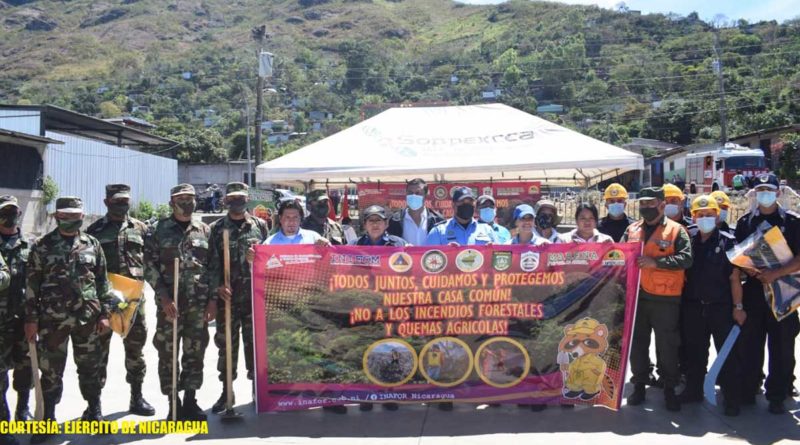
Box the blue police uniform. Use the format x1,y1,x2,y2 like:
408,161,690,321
488,222,511,244
356,233,408,247
425,218,497,246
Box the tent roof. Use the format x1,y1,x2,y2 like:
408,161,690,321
256,103,643,187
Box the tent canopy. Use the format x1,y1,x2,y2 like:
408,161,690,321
256,104,643,187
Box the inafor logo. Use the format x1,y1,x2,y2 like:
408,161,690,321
602,249,626,267
421,250,448,274
456,249,484,273
520,251,540,272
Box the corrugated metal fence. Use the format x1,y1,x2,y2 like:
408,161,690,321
44,132,177,216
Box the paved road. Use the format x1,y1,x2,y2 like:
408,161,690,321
7,301,799,445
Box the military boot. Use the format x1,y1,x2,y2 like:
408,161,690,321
81,396,104,422
14,390,32,421
211,386,233,414
30,396,56,444
166,396,183,421
182,390,207,421
129,383,155,416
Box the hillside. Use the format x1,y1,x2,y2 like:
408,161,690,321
1,0,799,164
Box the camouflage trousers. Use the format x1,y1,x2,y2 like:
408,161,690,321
214,298,254,382
36,315,104,403
0,318,32,420
98,310,148,387
152,299,209,395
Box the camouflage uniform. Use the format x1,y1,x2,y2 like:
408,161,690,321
302,190,345,244
25,197,113,407
145,184,211,398
85,184,154,415
0,196,33,422
207,183,268,394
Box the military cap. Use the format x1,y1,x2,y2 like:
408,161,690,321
170,183,196,197
638,187,664,201
362,205,388,220
451,186,475,203
754,173,779,190
225,182,249,197
307,189,330,203
56,196,83,214
106,184,131,199
0,195,19,211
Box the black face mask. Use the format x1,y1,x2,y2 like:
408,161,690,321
228,199,247,214
536,213,555,230
455,203,475,220
640,207,660,222
312,203,330,219
107,202,129,218
0,212,19,229
173,200,195,217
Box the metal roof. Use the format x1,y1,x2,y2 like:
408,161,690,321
0,104,177,149
0,128,64,147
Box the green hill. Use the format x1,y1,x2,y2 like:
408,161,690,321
1,0,799,163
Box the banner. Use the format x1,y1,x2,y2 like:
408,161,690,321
252,243,639,412
357,182,542,221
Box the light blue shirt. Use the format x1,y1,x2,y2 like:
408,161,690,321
489,222,512,245
264,228,322,245
425,218,497,246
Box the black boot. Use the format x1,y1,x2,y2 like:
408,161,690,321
212,387,233,414
166,395,183,421
677,386,703,404
664,387,681,412
14,390,31,421
129,383,155,416
182,390,207,421
30,396,56,444
627,384,646,406
81,396,103,422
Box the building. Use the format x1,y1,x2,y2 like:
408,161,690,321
729,124,800,169
178,160,253,193
0,104,178,235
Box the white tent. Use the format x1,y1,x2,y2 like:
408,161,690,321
256,103,643,187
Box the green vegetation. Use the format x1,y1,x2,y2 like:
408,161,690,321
1,0,799,163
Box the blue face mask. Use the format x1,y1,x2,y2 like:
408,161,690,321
406,194,424,211
697,217,717,234
607,203,625,218
719,209,728,222
665,204,680,218
479,208,496,223
756,191,777,208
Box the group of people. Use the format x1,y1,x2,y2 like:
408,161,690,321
0,173,797,444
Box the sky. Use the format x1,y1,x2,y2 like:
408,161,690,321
459,0,800,23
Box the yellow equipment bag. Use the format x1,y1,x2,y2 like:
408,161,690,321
107,273,150,338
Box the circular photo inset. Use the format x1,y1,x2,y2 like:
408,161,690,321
475,337,531,388
419,337,474,387
363,339,418,387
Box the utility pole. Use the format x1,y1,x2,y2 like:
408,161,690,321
254,71,264,168
606,112,612,144
245,102,252,186
713,30,728,145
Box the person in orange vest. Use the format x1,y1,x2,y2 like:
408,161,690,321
622,187,693,412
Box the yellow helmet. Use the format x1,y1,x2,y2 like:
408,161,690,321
709,190,731,209
663,183,685,200
690,194,720,215
603,183,628,200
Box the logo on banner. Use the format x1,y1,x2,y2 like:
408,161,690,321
602,249,626,267
434,186,449,200
422,250,448,274
266,255,283,269
482,187,493,196
330,254,381,267
456,249,484,273
388,252,413,273
492,251,512,271
520,251,540,272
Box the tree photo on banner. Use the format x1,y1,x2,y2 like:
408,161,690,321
251,243,639,412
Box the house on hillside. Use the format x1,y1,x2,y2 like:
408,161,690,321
729,124,800,169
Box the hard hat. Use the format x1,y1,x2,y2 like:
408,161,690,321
603,183,628,200
709,190,731,209
690,195,720,215
663,183,685,200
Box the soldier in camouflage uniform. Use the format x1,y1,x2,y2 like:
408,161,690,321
86,184,155,416
207,182,268,413
25,197,114,444
0,223,13,445
145,184,213,421
301,190,345,244
0,196,33,431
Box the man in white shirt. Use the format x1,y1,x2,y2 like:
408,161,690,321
387,178,444,245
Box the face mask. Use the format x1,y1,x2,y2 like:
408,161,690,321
719,209,728,222
640,207,660,222
479,208,496,223
57,218,82,233
697,217,717,234
406,194,424,211
228,199,247,214
756,191,777,208
665,204,680,218
173,200,195,217
455,203,475,220
607,203,625,218
107,202,129,218
312,203,330,219
0,212,19,228
535,213,554,230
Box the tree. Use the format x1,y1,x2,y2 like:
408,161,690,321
98,101,122,118
778,134,800,181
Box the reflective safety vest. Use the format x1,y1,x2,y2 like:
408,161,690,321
627,219,685,297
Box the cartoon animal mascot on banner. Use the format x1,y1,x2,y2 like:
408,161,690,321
557,317,613,401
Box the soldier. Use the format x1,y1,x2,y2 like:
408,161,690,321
302,190,345,245
208,182,268,414
25,197,114,444
86,184,155,416
146,184,213,421
0,196,33,431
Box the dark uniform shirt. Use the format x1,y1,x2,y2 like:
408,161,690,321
301,216,345,245
355,233,408,247
597,215,635,242
85,215,148,280
684,228,736,305
734,208,800,297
